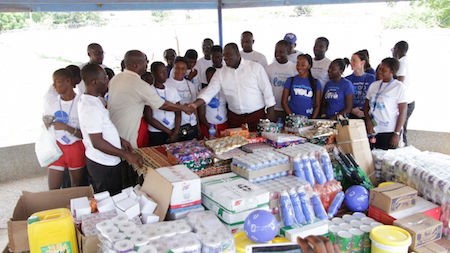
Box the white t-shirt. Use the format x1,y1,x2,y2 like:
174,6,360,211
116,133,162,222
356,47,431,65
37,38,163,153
148,85,181,132
265,61,297,111
240,50,268,67
198,59,276,115
169,68,201,93
397,56,414,103
287,50,303,63
107,70,165,148
311,57,331,90
204,90,227,125
78,94,122,166
44,94,81,145
366,79,408,134
195,57,213,85
166,78,198,126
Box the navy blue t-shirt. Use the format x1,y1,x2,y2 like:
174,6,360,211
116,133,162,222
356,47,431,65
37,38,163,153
346,73,376,109
284,76,322,118
323,78,354,118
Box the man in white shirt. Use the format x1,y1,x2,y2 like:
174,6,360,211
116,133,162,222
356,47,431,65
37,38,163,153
283,33,303,63
78,43,107,95
393,40,414,146
311,37,332,90
195,38,214,86
107,50,192,149
266,40,297,120
78,63,143,194
211,45,224,69
240,31,268,68
189,43,276,131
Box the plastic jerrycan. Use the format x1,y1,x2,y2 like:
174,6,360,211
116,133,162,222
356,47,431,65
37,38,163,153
28,208,78,253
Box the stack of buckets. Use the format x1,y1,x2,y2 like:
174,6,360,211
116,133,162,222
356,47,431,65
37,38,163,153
328,212,411,253
28,208,78,253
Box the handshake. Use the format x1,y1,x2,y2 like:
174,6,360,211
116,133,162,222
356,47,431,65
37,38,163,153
180,103,198,115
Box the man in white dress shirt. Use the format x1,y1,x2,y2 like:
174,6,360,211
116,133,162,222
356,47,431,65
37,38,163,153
195,38,214,86
189,43,276,131
240,31,268,68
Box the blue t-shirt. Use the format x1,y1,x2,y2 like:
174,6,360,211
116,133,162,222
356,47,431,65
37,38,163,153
323,78,354,118
346,73,376,109
284,76,322,117
365,67,376,76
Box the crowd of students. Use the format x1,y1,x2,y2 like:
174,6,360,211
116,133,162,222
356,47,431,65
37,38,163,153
42,32,413,194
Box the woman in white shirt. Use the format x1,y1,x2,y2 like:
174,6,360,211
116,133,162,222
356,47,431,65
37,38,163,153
43,68,86,190
364,57,408,150
166,57,199,141
144,62,182,146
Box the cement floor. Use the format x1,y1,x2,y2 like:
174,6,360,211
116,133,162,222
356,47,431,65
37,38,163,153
0,176,47,251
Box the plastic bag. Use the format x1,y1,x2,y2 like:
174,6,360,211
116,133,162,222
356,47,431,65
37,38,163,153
35,125,62,167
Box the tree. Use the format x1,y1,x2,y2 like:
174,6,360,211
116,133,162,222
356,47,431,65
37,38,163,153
417,0,450,27
0,13,27,31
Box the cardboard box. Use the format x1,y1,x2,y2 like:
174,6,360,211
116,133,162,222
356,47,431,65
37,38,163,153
394,213,443,249
369,183,417,214
7,186,94,253
230,163,290,181
368,197,441,225
411,242,447,253
336,119,376,183
76,227,100,253
140,165,200,221
201,173,270,213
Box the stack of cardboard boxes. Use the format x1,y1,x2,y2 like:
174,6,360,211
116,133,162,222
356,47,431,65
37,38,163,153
369,183,445,252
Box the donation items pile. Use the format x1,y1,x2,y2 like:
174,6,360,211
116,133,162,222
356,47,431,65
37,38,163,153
7,119,450,253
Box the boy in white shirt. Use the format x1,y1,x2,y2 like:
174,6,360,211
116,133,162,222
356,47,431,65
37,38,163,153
311,37,332,90
144,62,182,146
78,63,143,194
198,67,228,138
43,68,86,190
266,40,298,121
240,31,268,67
170,49,201,92
166,57,199,141
195,38,214,86
283,33,303,63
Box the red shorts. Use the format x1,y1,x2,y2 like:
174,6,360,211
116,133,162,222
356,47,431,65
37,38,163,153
137,117,149,148
48,140,86,171
200,122,228,139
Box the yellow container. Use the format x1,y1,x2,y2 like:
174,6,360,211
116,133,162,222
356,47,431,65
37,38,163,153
378,181,395,188
370,225,411,253
28,208,78,253
234,231,290,253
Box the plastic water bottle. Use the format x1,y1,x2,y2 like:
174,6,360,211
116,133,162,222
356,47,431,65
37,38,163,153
208,124,216,139
301,155,315,186
297,190,315,224
321,151,335,181
279,191,295,227
310,193,328,221
289,188,306,225
277,117,284,131
293,158,306,181
327,191,345,218
310,154,326,185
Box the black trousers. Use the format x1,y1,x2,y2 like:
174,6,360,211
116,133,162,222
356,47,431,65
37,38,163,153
149,131,170,146
86,158,124,195
371,132,398,150
403,101,415,145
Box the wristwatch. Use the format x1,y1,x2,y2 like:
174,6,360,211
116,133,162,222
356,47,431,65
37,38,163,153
394,131,401,136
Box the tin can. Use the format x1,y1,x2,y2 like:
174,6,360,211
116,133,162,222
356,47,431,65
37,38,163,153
328,225,340,243
352,212,366,220
359,225,372,253
349,228,364,253
350,220,362,228
336,231,353,253
360,217,375,225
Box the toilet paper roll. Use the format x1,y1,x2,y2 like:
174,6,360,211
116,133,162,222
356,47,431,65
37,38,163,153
108,232,127,242
114,239,134,253
131,235,150,247
112,215,129,225
137,245,157,253
125,228,140,238
118,222,136,232
101,226,119,239
96,220,114,234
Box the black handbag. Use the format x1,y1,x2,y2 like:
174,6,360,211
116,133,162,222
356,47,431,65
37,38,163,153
179,124,196,137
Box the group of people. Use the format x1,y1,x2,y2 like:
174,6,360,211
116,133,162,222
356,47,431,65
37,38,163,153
42,32,414,195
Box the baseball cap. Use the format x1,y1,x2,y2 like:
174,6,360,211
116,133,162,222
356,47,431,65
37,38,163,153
283,33,297,44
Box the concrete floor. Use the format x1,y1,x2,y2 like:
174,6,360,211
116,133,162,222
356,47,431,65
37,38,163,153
0,176,47,251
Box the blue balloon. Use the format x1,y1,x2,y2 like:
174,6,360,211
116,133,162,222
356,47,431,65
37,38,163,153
244,210,279,243
344,185,369,212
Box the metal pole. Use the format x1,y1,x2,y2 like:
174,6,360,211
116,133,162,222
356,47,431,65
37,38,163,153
217,0,223,47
